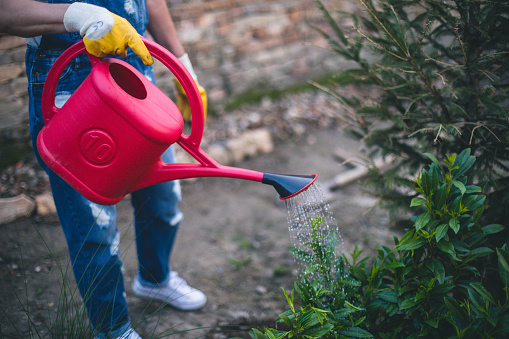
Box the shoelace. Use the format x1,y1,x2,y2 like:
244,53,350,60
168,271,195,294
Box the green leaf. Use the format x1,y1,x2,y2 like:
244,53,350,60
415,212,431,231
444,297,468,323
433,260,445,284
450,196,462,214
463,195,486,211
297,311,319,328
497,247,509,273
434,184,448,211
349,265,369,284
425,319,439,328
334,308,358,318
344,301,365,312
470,247,493,257
421,170,431,195
378,290,398,303
465,185,482,194
326,231,338,252
304,265,318,275
430,165,440,191
354,316,366,326
386,303,399,316
337,277,362,287
398,238,426,251
250,328,267,339
424,153,443,171
470,283,496,305
449,218,460,234
499,256,509,288
435,224,448,242
452,180,466,194
400,298,420,310
339,327,373,338
467,288,485,311
294,282,310,306
460,265,480,276
453,149,470,168
451,239,469,253
279,314,293,328
437,239,456,257
410,197,426,207
301,323,334,337
452,149,475,179
290,249,314,263
384,261,406,269
430,284,454,296
483,224,505,234
335,257,345,279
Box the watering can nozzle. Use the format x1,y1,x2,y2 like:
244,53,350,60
262,173,317,200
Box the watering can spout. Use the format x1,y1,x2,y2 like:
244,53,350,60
262,173,317,200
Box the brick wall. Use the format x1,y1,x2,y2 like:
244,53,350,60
0,36,29,139
0,0,351,165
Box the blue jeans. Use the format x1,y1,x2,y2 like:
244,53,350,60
26,43,183,337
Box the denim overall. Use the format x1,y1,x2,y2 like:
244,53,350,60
25,1,183,337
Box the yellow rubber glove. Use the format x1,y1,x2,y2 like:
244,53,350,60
173,78,208,122
63,2,153,66
173,53,207,122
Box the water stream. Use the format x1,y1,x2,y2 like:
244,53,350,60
284,182,344,280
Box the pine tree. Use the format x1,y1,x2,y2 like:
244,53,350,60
315,0,509,223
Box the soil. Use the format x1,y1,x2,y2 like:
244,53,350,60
0,93,399,339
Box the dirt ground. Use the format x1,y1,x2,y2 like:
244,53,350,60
0,126,398,339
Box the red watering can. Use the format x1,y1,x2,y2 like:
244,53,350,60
37,37,316,206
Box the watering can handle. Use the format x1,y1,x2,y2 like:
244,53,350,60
41,37,205,148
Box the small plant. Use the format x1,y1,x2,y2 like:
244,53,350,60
229,255,252,271
251,149,509,338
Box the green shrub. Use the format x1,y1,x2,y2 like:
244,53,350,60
251,149,509,338
313,0,509,223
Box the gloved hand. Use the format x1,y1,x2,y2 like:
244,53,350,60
63,2,153,66
173,54,208,122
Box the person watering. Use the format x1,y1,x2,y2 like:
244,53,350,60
0,0,207,338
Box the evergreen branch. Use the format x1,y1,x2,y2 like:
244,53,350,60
357,3,453,121
411,19,433,59
351,25,407,61
422,49,463,68
455,29,468,73
408,59,452,121
359,0,409,57
478,69,498,83
310,81,360,120
389,4,410,56
476,51,509,62
313,0,349,46
469,124,501,145
435,124,443,143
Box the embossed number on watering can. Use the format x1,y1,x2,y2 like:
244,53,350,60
79,129,117,165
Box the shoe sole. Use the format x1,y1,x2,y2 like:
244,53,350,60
132,287,206,311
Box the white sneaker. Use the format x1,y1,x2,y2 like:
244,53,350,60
132,271,207,311
118,328,142,339
95,327,141,339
